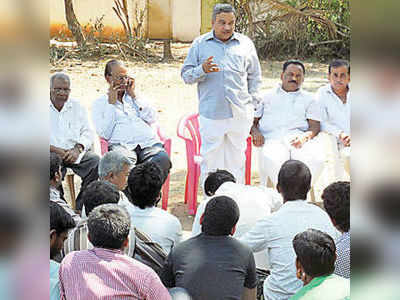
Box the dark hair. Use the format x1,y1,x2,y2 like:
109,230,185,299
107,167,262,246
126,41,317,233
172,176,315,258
87,203,130,249
212,3,236,22
204,169,236,196
127,161,163,209
82,180,120,215
277,160,311,201
283,60,306,74
104,59,123,78
329,59,350,74
50,201,76,235
293,229,336,277
322,181,350,232
202,196,240,236
50,152,62,181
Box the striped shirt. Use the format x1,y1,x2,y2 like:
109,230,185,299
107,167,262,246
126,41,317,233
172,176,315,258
63,218,135,258
59,247,171,300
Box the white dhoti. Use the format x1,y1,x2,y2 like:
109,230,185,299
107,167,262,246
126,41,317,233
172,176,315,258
258,134,326,187
324,133,350,180
199,105,253,188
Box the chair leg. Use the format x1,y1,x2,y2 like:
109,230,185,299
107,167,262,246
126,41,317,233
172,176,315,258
161,173,170,211
66,174,76,210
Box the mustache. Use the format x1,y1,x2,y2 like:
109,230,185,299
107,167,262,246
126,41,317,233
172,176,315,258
289,80,297,83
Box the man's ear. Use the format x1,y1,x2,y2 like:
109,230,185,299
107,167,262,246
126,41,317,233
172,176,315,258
330,217,337,227
121,237,129,249
230,224,237,236
280,72,284,82
87,233,91,243
50,229,57,246
276,184,281,194
199,213,205,225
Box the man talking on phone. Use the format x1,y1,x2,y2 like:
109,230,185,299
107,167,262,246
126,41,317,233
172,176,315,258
181,3,262,186
92,60,171,185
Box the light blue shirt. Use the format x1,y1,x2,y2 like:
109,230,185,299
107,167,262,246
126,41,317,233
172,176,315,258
181,31,262,120
50,260,60,300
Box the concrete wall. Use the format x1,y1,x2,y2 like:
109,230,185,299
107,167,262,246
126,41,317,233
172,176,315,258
50,0,200,42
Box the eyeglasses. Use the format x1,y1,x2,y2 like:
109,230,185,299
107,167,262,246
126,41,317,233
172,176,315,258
111,74,130,81
52,87,71,93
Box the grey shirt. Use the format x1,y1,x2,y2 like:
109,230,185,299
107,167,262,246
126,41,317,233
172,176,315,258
181,31,262,120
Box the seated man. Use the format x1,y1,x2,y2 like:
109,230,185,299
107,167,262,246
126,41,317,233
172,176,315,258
316,59,350,179
161,196,258,300
92,59,171,183
251,60,324,187
63,180,136,258
191,169,283,269
59,203,171,300
240,160,339,300
125,161,182,254
322,181,350,279
290,229,350,300
50,202,76,300
50,152,80,223
50,72,99,210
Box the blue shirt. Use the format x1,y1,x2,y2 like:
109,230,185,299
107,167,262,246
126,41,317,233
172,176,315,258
334,231,350,279
181,31,262,120
50,260,60,300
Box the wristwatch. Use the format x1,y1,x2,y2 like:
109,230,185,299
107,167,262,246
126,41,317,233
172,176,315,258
75,144,84,153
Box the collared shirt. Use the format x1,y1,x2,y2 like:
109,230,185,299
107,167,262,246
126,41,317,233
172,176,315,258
59,247,171,300
92,93,159,150
49,186,81,224
316,84,350,137
63,218,136,258
50,260,60,300
50,98,94,150
119,200,182,254
256,85,321,140
334,231,350,279
181,31,262,120
240,200,340,300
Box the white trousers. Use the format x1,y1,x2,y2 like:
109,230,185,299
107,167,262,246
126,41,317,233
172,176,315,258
199,106,253,188
258,135,325,187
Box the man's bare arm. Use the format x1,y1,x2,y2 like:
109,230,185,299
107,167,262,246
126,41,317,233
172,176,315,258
242,287,257,300
250,117,265,147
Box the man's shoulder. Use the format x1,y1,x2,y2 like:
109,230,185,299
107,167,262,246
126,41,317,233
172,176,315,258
234,32,254,44
192,32,213,45
154,207,182,227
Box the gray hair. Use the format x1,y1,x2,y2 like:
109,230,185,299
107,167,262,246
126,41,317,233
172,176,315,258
98,151,133,179
87,203,131,249
50,72,70,89
212,3,235,22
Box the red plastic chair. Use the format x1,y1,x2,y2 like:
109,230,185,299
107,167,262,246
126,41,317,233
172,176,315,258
100,125,172,211
177,113,252,215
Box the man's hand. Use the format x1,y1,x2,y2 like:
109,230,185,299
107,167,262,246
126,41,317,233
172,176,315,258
125,76,136,99
63,148,80,164
251,126,265,147
339,132,351,147
202,56,220,73
107,82,124,105
290,135,308,149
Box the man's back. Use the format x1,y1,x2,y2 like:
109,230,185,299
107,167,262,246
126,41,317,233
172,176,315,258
59,248,170,300
241,200,339,300
161,233,257,300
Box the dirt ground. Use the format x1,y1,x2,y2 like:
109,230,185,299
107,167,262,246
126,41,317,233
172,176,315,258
52,42,334,234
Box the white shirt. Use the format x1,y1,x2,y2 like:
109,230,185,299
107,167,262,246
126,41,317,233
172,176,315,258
240,200,340,300
255,85,321,140
118,197,182,254
91,93,159,150
50,98,94,150
317,84,350,137
191,182,283,269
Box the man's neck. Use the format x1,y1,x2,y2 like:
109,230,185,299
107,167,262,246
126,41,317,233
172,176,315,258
332,86,348,103
51,99,65,111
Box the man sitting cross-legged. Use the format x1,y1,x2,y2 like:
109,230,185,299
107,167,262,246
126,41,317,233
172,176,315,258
161,196,258,300
59,203,171,300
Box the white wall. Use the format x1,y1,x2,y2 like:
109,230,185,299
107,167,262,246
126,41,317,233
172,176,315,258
172,0,200,42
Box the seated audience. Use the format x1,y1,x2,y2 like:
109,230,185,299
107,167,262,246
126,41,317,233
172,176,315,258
50,152,80,223
63,180,136,258
290,229,350,300
322,181,350,279
161,196,258,300
92,59,171,183
125,161,182,254
316,59,350,179
240,160,339,300
50,72,99,210
50,202,75,300
191,169,282,269
59,203,171,300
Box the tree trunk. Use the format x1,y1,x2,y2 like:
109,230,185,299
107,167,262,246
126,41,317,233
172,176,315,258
64,0,86,48
162,40,173,62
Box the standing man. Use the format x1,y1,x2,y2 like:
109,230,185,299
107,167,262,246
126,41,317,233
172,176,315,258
181,3,262,185
50,72,100,210
316,59,350,179
251,60,325,187
92,60,171,184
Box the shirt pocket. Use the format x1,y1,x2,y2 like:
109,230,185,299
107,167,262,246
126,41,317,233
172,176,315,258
227,53,246,74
